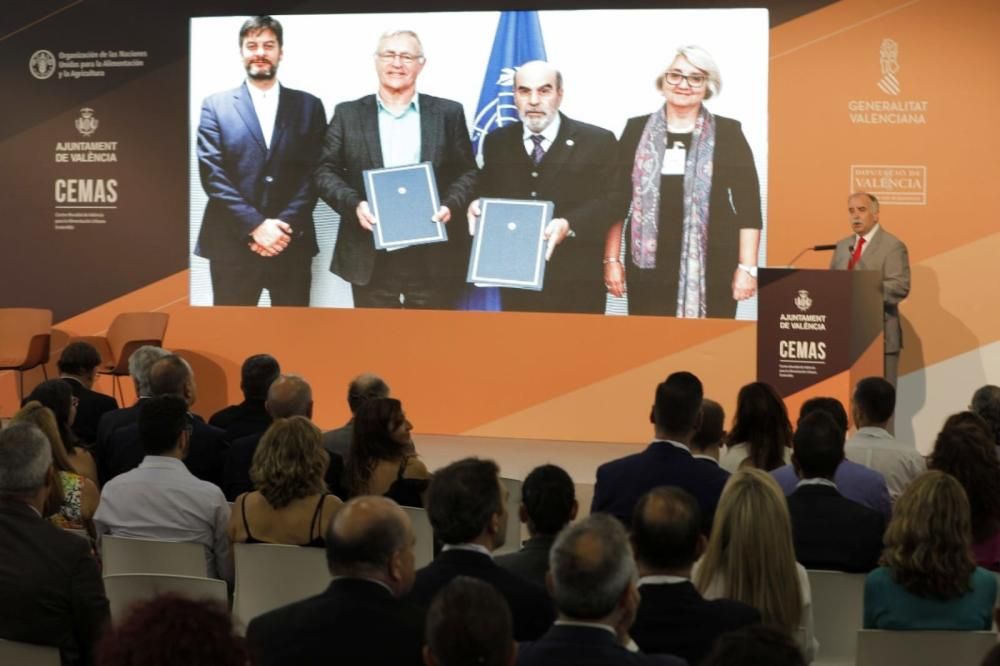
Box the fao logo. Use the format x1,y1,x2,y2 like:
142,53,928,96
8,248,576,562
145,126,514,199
75,108,99,136
794,290,813,312
29,50,56,80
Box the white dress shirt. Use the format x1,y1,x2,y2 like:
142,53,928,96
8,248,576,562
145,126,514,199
522,113,561,158
844,427,925,501
247,81,280,149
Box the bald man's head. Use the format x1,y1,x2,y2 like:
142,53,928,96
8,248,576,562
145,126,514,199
347,373,390,414
631,487,702,571
266,374,313,418
326,496,414,594
148,354,196,406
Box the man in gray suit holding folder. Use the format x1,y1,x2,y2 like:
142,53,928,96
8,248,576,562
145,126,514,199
315,30,477,309
831,192,911,386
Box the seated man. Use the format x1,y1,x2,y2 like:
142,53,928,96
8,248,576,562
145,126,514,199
517,514,684,666
787,411,884,573
246,496,424,666
408,458,554,641
209,353,280,441
630,487,760,664
497,464,577,589
424,576,516,666
322,373,390,463
57,341,118,445
0,423,109,665
94,395,232,582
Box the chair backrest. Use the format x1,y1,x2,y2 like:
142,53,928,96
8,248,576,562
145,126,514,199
105,312,169,373
808,569,867,665
0,308,52,369
494,477,523,555
856,629,998,666
103,573,228,624
101,535,209,577
232,542,330,625
0,639,61,666
402,506,434,569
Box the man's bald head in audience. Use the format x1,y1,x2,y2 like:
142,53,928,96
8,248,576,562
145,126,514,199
347,373,390,414
149,354,196,406
266,374,313,418
631,486,704,574
326,496,415,597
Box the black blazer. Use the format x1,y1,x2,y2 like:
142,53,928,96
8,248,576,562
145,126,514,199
407,548,554,641
496,535,555,591
787,484,885,573
208,399,272,442
314,93,478,287
94,401,145,485
0,500,109,666
477,114,617,314
246,577,424,666
632,580,761,665
62,378,117,446
516,624,685,666
223,431,346,501
592,441,730,533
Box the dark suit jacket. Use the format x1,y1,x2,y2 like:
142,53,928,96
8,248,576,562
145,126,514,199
0,500,109,666
408,549,554,641
195,82,327,266
592,441,730,533
477,114,616,314
208,398,272,442
787,483,885,573
321,421,353,461
496,535,555,590
314,93,477,287
517,624,685,666
632,580,760,665
246,577,424,666
830,226,910,353
95,401,145,486
223,431,346,501
62,377,117,446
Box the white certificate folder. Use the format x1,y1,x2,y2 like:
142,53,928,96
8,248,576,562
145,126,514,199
467,198,552,291
363,162,446,250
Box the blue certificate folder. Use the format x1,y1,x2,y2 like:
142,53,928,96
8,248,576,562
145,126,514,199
467,198,552,291
363,162,446,250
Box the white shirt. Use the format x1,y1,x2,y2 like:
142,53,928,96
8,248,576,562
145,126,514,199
247,81,280,149
844,427,925,501
522,113,561,158
718,442,793,473
94,456,232,582
795,477,838,490
637,575,689,587
441,543,493,558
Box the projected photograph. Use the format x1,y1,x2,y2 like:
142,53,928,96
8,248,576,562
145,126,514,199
188,9,769,319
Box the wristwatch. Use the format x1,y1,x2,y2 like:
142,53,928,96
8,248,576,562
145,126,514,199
738,263,758,278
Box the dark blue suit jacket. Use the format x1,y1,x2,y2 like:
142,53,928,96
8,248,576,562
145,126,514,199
195,82,327,265
517,625,686,666
592,441,730,533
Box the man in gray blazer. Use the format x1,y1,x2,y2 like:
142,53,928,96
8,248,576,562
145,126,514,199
830,192,910,386
314,30,477,309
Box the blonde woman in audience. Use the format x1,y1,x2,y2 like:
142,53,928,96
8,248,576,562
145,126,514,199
694,468,816,662
228,417,341,547
346,397,430,506
12,401,100,535
719,382,793,472
864,470,997,629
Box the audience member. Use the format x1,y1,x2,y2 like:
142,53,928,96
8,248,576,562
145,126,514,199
928,419,1000,571
517,513,684,666
844,377,925,501
209,353,279,440
864,470,997,629
497,464,577,589
323,372,390,462
592,371,730,532
701,625,807,666
983,642,1000,666
630,487,760,664
786,411,884,572
771,396,892,520
690,398,726,465
228,416,341,546
95,594,246,666
23,378,98,485
57,341,118,446
971,385,1000,452
694,469,817,662
0,423,109,665
719,382,793,472
346,397,430,506
12,402,100,534
424,576,516,666
409,458,554,641
94,396,232,582
246,496,424,666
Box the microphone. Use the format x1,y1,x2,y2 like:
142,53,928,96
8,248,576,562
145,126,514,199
781,244,838,268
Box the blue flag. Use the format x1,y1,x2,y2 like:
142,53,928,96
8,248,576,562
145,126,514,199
457,11,547,311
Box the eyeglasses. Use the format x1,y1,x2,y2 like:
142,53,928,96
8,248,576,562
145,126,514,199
664,70,708,89
376,51,423,65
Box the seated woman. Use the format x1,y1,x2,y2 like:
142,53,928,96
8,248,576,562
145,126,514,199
694,469,816,663
12,401,100,535
346,397,430,506
228,416,341,547
865,470,997,630
719,382,793,472
24,379,98,485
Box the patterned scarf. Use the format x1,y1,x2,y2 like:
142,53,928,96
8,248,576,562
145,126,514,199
629,105,716,317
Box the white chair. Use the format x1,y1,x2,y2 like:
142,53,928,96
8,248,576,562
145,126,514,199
101,535,208,577
808,569,866,666
495,477,523,556
402,506,434,569
0,639,60,666
103,573,228,624
856,629,998,666
232,543,330,626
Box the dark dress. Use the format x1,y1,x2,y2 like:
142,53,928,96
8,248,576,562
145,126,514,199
237,493,329,547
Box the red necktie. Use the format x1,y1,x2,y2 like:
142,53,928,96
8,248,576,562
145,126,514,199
848,236,866,270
